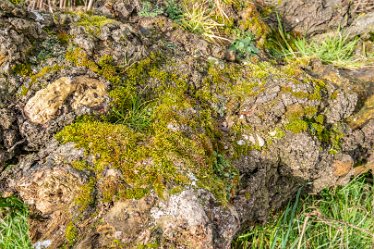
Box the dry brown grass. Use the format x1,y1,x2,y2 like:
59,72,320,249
23,0,95,12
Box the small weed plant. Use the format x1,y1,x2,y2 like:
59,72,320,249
230,32,259,58
213,152,239,200
139,1,164,17
233,175,374,249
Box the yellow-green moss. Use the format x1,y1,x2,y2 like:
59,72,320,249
284,107,345,152
285,104,318,121
97,55,121,85
57,31,73,45
66,47,122,85
111,239,127,248
314,114,325,124
11,63,31,77
281,58,310,77
237,2,271,48
71,160,91,171
14,64,62,96
9,0,24,4
31,65,62,83
285,120,309,133
65,221,78,246
101,178,118,203
137,242,159,249
272,127,286,139
74,177,95,212
75,13,116,35
19,85,29,96
281,82,325,101
327,124,345,153
330,90,339,100
66,47,99,72
312,122,345,154
58,47,343,208
57,53,241,204
56,113,231,202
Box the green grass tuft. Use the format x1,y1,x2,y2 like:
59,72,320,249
165,0,183,21
233,175,374,249
0,197,32,249
290,35,360,68
268,14,374,68
108,94,154,132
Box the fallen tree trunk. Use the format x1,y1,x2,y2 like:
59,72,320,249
0,1,373,248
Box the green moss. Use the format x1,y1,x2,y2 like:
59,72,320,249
9,0,24,4
280,59,309,77
19,85,29,96
74,177,95,212
285,104,318,122
281,81,325,101
57,53,242,204
314,114,325,124
66,47,99,72
328,124,345,153
285,120,309,133
14,64,62,96
97,55,121,85
57,113,229,202
284,108,345,152
75,14,116,35
194,60,278,159
57,95,231,200
271,127,286,139
282,100,344,150
30,65,62,84
285,104,305,120
66,47,123,85
310,122,325,137
71,160,91,171
57,31,73,45
11,63,31,77
237,2,271,48
101,177,119,203
169,186,184,195
122,188,150,200
304,106,318,118
330,90,339,100
281,86,310,99
195,61,242,106
309,84,323,101
65,221,78,246
313,123,344,154
57,46,342,210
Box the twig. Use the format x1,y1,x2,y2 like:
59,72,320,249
297,215,309,249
